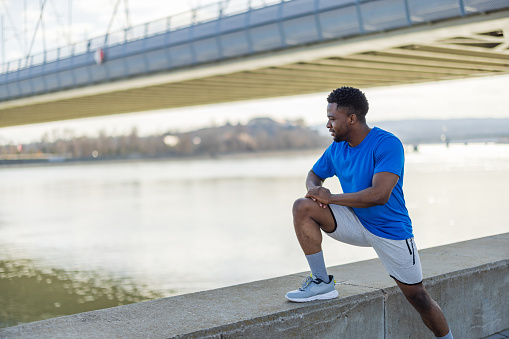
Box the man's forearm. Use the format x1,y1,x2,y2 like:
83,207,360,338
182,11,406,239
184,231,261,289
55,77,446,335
327,188,388,208
306,170,324,191
306,171,398,208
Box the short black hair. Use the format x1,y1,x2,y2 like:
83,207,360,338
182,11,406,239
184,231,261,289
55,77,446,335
327,87,369,122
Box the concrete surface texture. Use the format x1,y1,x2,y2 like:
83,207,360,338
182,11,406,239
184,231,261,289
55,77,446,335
484,329,509,339
0,233,508,339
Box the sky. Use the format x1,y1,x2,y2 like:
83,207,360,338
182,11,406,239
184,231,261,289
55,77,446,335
0,0,508,145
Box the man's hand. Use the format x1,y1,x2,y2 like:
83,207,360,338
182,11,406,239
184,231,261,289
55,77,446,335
305,186,331,209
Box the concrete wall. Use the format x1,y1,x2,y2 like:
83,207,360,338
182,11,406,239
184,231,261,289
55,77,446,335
1,233,508,338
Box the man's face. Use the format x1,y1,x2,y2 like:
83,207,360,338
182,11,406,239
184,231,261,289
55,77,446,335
326,103,351,143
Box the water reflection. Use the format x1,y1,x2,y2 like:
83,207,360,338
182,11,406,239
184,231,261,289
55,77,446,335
0,144,508,328
0,259,163,328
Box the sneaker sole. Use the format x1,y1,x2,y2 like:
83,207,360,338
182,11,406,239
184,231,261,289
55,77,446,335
285,289,339,303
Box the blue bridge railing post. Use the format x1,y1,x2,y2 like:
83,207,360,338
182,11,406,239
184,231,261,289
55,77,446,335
277,0,287,47
314,0,324,41
356,0,365,35
458,0,466,16
403,0,412,26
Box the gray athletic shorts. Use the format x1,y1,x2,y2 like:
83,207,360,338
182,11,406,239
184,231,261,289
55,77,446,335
326,204,423,285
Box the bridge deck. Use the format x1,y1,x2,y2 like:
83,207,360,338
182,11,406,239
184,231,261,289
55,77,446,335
1,0,508,127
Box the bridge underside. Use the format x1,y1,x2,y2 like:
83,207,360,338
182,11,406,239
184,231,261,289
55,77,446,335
1,11,508,128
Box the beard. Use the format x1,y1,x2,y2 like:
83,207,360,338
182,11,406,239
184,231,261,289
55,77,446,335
332,126,350,143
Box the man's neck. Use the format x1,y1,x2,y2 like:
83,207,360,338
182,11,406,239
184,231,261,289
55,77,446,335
348,124,372,147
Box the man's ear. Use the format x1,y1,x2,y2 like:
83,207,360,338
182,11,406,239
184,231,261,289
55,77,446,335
348,113,357,124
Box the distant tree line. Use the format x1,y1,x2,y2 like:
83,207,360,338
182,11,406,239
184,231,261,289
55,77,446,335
0,118,330,161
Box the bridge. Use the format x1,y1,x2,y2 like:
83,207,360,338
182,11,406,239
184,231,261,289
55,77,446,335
1,0,508,128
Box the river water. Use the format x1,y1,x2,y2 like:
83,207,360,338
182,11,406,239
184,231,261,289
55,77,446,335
1,143,508,327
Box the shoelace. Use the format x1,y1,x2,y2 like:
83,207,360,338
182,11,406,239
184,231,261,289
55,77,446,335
301,274,341,287
298,276,314,291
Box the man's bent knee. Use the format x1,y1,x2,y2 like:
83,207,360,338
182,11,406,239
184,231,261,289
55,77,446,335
293,197,316,218
293,198,335,232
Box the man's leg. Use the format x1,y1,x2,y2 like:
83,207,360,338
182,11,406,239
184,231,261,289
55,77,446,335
394,279,452,338
366,232,452,338
291,199,369,283
285,198,338,302
292,197,336,281
292,197,336,255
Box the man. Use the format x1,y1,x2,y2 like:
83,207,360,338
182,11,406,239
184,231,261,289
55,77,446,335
285,87,453,339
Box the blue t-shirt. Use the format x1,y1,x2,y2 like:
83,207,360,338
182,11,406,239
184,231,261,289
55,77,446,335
312,127,413,240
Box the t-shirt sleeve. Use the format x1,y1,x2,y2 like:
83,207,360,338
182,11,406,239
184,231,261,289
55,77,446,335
312,144,336,180
374,136,404,177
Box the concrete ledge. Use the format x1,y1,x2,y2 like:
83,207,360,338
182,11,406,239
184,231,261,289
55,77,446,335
1,233,508,338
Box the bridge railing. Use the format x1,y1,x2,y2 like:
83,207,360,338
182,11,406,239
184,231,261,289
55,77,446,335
0,0,285,75
0,0,508,97
1,0,507,76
